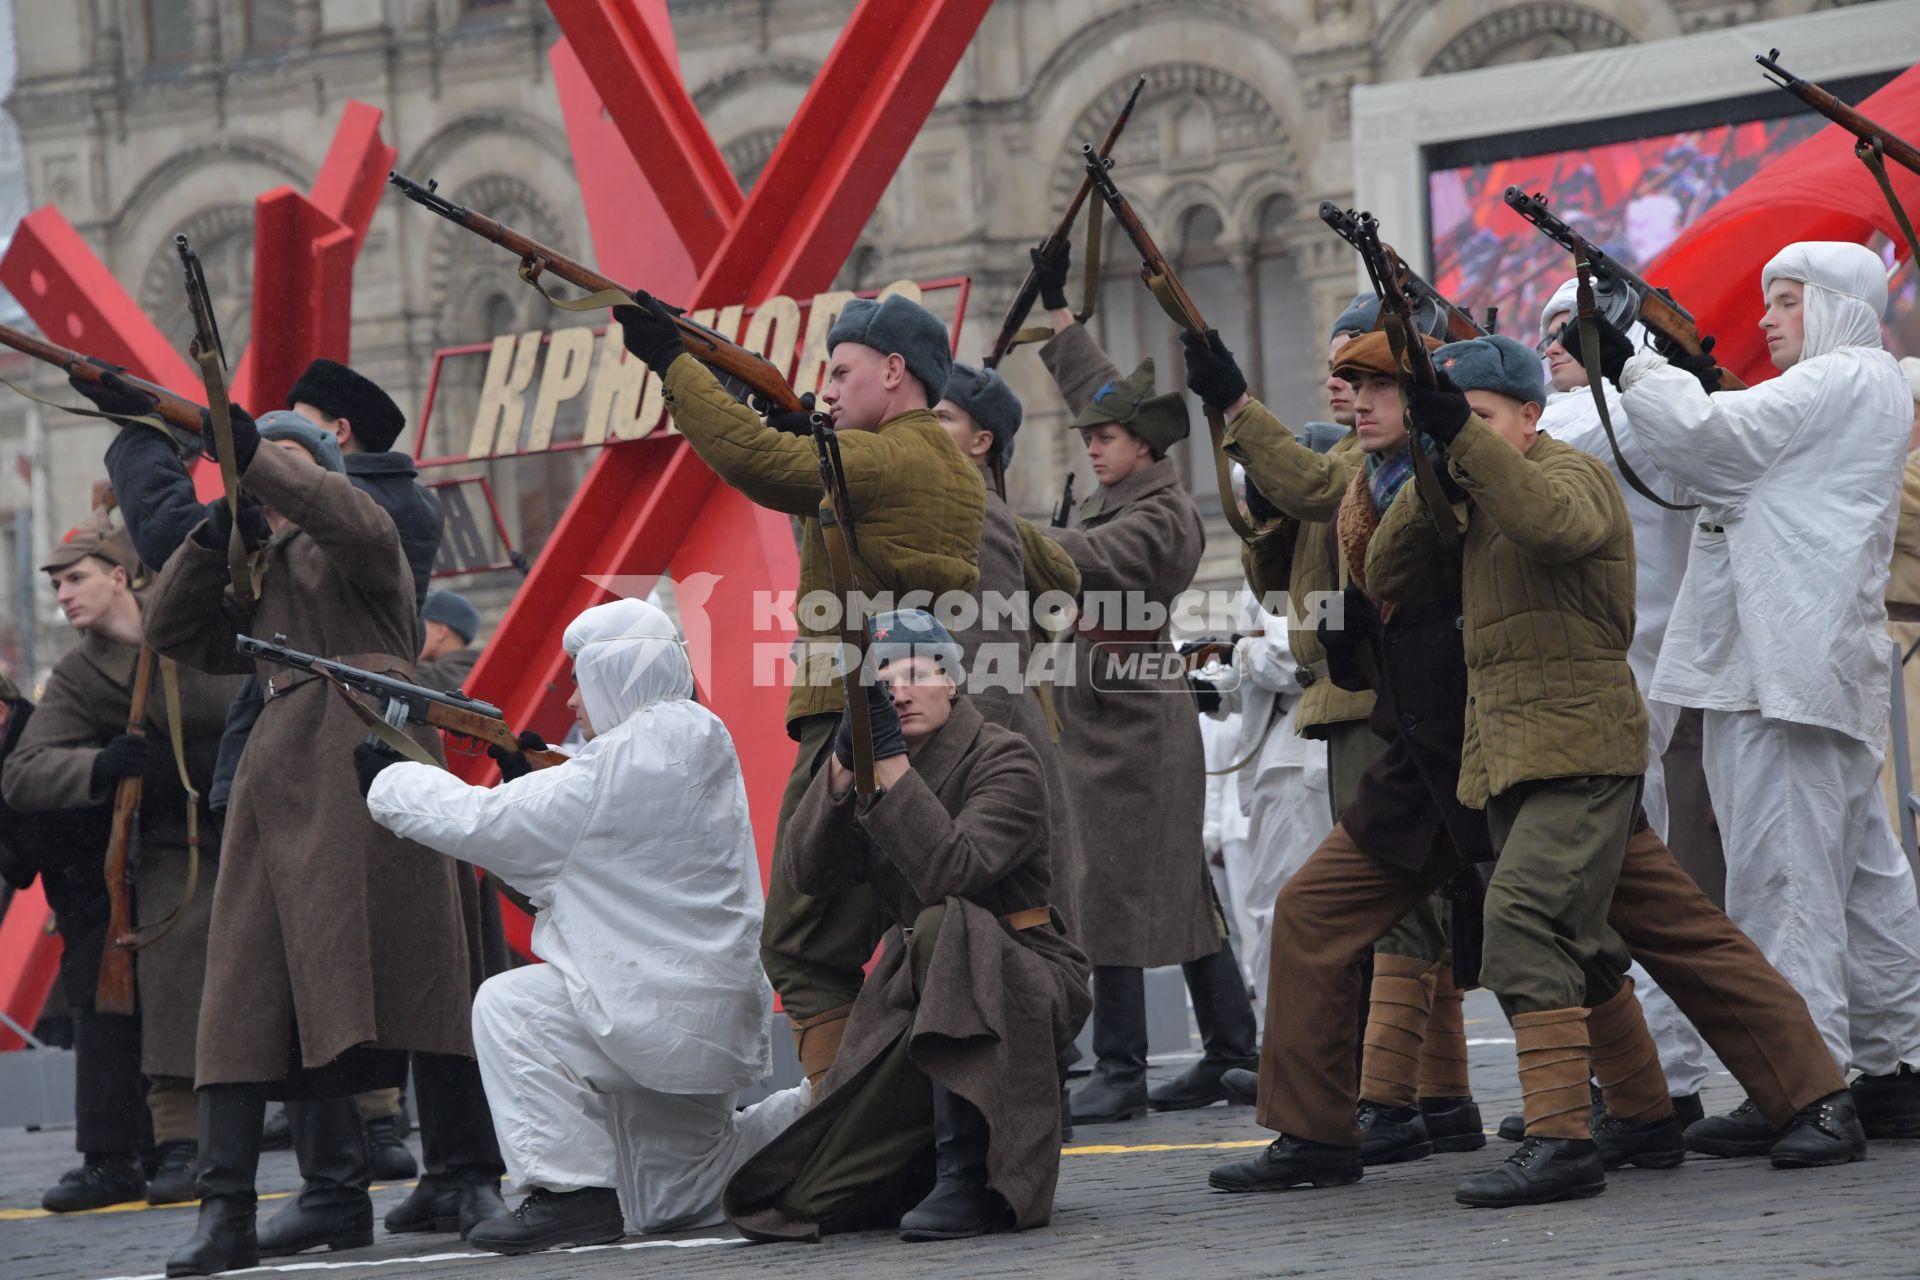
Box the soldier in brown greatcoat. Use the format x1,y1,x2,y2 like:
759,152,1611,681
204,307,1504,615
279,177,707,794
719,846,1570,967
724,610,1089,1243
139,414,483,1277
4,511,239,1210
1023,246,1258,1123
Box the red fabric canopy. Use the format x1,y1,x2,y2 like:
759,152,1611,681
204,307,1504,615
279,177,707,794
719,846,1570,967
1643,63,1920,386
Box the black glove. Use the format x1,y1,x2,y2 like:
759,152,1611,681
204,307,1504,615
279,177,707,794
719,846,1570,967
613,293,687,376
1559,314,1635,388
762,392,819,437
1669,346,1723,395
1244,474,1284,525
1316,584,1378,693
193,498,270,551
201,403,260,475
1406,372,1472,446
69,371,153,424
1180,329,1249,412
90,734,152,791
487,730,550,783
1188,675,1223,715
834,680,908,771
353,741,406,799
1030,241,1072,312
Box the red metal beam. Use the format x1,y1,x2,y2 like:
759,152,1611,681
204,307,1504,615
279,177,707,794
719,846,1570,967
549,37,700,299
705,0,996,304
230,191,356,412
307,100,397,253
548,0,743,268
462,0,992,939
0,208,199,392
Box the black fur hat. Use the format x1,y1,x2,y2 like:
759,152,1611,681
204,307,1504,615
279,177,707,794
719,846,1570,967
286,359,406,453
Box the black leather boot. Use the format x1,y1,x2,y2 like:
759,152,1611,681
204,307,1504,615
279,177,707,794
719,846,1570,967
257,1096,374,1257
1418,1097,1486,1153
1208,1133,1363,1192
1455,1137,1605,1207
1769,1089,1868,1169
467,1187,625,1255
166,1083,266,1277
1683,1097,1778,1158
1592,1111,1686,1170
364,1114,417,1182
408,1052,510,1238
1221,1067,1259,1106
899,1085,1015,1241
1849,1064,1920,1139
385,1173,459,1235
1356,1100,1433,1165
42,1154,145,1212
1151,943,1259,1111
1070,967,1149,1124
146,1140,200,1206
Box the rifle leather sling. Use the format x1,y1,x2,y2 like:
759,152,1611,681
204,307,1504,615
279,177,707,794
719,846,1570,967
1857,138,1920,267
260,652,413,701
129,657,201,951
1379,313,1465,550
1138,271,1258,546
1575,269,1698,514
1002,200,1107,353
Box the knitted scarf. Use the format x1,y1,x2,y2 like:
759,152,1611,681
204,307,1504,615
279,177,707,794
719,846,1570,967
1362,432,1446,515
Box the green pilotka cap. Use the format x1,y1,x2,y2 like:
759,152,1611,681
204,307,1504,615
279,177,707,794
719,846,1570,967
1068,358,1190,459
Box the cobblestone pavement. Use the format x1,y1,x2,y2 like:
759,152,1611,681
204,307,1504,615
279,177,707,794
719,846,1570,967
4,993,1916,1279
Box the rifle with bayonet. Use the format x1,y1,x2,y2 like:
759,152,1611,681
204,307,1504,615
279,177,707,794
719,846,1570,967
1331,208,1464,546
389,171,804,413
1756,49,1920,262
1317,202,1485,343
1502,187,1745,391
236,634,568,770
178,234,257,605
984,75,1147,372
1082,144,1255,543
0,322,207,449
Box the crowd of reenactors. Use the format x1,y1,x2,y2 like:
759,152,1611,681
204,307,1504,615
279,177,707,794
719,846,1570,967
2,167,1919,1279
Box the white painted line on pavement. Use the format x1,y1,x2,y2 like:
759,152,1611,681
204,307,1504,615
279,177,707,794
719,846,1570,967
92,1235,744,1280
1466,1037,1515,1045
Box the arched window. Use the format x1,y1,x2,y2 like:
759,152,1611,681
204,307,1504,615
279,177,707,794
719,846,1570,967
1250,194,1322,432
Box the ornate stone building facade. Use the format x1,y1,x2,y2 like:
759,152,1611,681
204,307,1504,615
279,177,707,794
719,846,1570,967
0,0,1885,671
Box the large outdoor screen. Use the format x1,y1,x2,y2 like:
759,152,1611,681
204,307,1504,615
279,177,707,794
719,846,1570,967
1428,115,1917,356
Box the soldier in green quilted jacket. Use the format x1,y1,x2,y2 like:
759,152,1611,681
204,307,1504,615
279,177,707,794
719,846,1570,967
616,291,985,1085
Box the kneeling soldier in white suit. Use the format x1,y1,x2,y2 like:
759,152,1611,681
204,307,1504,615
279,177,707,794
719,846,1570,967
358,598,807,1253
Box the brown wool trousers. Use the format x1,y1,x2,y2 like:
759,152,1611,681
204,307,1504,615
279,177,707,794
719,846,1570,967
1258,821,1845,1147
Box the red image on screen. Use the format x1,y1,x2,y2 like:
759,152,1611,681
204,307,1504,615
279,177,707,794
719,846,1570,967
1430,119,1830,338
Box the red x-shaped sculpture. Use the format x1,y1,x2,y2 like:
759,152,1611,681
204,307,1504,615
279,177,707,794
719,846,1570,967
460,1,993,944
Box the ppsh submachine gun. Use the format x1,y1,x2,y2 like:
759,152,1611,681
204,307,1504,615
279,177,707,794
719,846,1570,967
236,634,569,771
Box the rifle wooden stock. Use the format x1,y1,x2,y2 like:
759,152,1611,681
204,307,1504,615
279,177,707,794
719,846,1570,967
388,172,803,412
0,323,207,431
422,702,569,770
1317,203,1484,343
985,75,1147,370
1501,187,1745,391
1087,147,1210,334
1758,50,1920,177
95,645,157,1016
